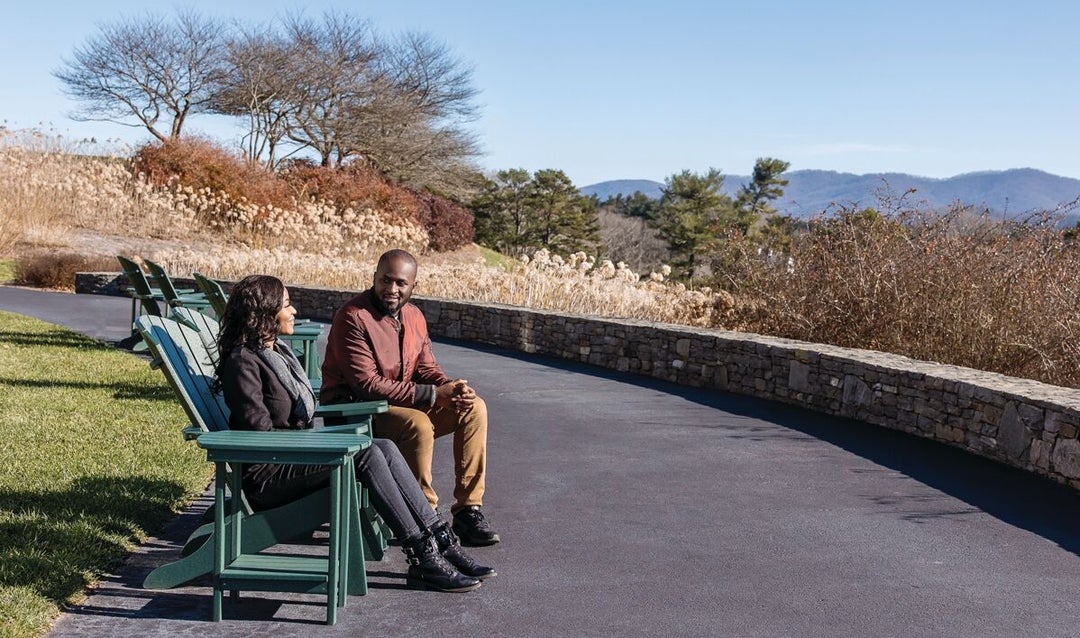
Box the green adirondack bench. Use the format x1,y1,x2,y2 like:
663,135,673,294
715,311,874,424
200,429,367,624
136,314,389,611
169,307,221,364
143,259,213,313
116,255,167,324
192,271,229,316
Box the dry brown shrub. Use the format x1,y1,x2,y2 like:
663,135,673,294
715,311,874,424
597,207,669,274
0,131,429,260
720,205,1080,387
281,161,420,224
0,128,126,253
279,163,473,251
133,137,291,208
14,253,118,290
0,195,33,255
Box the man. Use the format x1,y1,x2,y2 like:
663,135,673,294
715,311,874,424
321,249,499,545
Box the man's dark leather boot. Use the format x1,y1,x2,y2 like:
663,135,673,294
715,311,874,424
401,534,482,592
452,505,501,546
433,523,497,580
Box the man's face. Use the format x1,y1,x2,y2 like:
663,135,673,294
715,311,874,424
372,257,417,315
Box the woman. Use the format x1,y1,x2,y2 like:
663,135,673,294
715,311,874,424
214,274,494,592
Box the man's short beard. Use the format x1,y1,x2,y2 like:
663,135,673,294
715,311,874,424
371,287,401,317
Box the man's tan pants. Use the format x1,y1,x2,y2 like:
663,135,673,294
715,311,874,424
372,397,487,513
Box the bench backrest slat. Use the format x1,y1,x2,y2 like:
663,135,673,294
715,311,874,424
136,314,229,432
193,272,229,318
144,259,183,305
171,307,222,368
116,255,163,317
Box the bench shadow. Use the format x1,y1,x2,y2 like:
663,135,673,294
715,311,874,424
439,337,1080,556
0,329,115,351
50,482,413,623
0,376,176,401
60,585,329,625
0,325,170,402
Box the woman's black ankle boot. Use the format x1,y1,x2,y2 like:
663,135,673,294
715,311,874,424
401,533,482,592
433,523,497,580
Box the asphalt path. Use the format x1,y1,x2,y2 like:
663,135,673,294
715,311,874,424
3,286,1080,637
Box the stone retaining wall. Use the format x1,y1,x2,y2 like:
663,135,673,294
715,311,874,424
77,271,1080,490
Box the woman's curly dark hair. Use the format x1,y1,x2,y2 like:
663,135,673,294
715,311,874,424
213,274,284,390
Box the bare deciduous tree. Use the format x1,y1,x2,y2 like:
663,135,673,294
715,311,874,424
54,10,227,142
215,11,482,195
273,11,384,168
57,8,484,197
597,207,670,274
212,25,296,166
353,31,482,197
382,31,480,123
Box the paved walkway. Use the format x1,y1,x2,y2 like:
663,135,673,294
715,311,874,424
3,286,1080,637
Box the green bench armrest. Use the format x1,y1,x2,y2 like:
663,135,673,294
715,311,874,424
183,398,386,442
197,430,371,465
314,400,388,419
181,400,386,442
319,424,370,435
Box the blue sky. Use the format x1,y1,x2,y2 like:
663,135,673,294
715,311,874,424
3,1,1078,186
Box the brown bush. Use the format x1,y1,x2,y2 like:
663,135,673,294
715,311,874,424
281,161,420,224
277,162,474,251
15,253,118,290
414,192,474,252
719,206,1080,388
133,137,291,208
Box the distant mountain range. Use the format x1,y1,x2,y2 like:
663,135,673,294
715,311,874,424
581,169,1080,220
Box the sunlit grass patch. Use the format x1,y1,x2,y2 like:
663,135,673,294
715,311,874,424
478,245,512,269
0,311,210,638
0,586,54,638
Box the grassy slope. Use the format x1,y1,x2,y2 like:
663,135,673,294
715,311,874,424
477,245,514,269
0,311,210,638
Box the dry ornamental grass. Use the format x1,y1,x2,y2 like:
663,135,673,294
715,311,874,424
718,207,1080,388
4,129,1080,387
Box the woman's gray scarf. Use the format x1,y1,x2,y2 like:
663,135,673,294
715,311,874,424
257,341,316,426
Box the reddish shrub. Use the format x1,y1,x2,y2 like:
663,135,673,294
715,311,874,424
132,137,291,208
131,138,469,249
281,161,420,224
414,193,474,251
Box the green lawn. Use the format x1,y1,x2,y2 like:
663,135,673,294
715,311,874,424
0,261,15,284
0,311,210,638
478,245,515,269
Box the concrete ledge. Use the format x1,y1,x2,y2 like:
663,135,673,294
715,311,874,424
77,271,1080,489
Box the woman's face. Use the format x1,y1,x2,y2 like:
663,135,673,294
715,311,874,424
275,288,297,336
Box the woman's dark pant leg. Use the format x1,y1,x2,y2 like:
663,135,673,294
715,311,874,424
354,439,437,541
245,464,332,511
371,438,442,530
245,439,442,542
